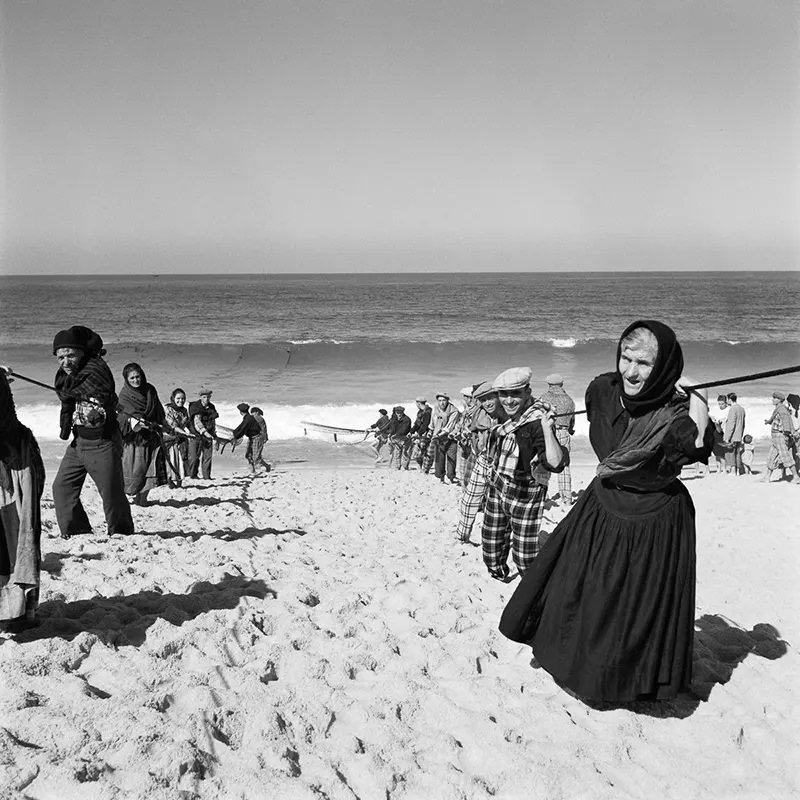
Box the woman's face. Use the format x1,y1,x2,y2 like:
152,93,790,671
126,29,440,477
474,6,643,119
127,370,143,388
618,343,657,396
174,392,186,407
55,347,83,375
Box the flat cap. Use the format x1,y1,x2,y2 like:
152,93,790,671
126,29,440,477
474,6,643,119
460,385,474,398
415,396,427,403
773,391,786,401
435,392,450,401
493,367,532,391
545,373,564,385
472,381,497,399
392,405,405,412
198,387,213,396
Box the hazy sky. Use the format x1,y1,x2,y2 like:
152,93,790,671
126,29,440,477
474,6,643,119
1,0,798,273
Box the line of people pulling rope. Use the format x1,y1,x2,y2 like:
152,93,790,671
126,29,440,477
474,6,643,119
2,326,271,540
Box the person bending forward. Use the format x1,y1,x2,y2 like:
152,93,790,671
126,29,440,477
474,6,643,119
499,321,712,703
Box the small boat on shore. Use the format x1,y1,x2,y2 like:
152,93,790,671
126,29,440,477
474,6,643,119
300,420,368,442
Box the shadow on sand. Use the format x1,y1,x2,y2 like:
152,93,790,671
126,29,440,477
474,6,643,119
16,574,276,647
143,495,275,511
582,614,788,719
149,526,307,542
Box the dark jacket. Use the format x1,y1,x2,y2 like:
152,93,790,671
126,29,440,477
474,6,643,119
232,412,262,440
188,400,218,437
386,414,412,438
410,406,432,436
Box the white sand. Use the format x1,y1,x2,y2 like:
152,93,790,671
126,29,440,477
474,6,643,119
1,463,798,799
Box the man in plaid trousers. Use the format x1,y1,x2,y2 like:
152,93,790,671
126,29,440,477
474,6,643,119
455,381,505,543
481,367,567,582
539,374,576,505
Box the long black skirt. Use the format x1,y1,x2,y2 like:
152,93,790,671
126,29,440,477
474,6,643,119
499,477,696,702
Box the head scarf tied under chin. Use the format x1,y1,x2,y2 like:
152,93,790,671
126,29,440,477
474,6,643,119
118,363,164,423
616,319,684,416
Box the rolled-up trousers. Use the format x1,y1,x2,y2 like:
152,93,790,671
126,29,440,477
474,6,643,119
53,435,134,536
433,437,458,481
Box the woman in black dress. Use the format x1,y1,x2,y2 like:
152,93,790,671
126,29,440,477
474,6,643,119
499,320,712,702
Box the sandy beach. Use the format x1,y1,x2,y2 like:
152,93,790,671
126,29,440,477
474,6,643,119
0,452,797,799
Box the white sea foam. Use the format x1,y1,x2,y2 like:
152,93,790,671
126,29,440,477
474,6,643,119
548,337,580,349
287,339,354,345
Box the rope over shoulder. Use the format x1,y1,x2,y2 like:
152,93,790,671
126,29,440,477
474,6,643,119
553,364,800,418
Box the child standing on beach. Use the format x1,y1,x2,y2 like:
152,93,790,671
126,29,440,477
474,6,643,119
741,434,755,474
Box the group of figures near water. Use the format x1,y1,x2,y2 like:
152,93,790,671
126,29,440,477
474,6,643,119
1,319,798,707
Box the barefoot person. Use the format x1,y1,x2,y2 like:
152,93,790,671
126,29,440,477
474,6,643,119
481,367,566,581
117,363,169,504
50,326,134,537
0,369,46,631
500,321,713,703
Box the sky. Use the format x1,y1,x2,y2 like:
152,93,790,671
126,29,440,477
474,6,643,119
1,0,798,273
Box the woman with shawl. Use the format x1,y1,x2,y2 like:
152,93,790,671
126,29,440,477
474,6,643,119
500,321,713,703
0,370,45,631
163,388,191,479
117,363,168,504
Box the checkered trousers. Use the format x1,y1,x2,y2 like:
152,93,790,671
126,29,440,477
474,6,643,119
455,453,490,542
550,428,572,497
481,475,547,580
767,431,795,470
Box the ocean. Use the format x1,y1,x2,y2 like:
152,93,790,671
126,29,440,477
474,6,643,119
1,271,798,452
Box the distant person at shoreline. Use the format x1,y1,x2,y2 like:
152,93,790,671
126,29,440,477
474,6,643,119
188,388,218,479
741,434,755,474
761,391,800,484
231,402,264,474
710,394,729,473
117,363,169,505
481,367,565,581
249,407,270,472
163,388,192,479
429,393,461,483
367,409,391,461
50,326,133,537
787,394,800,471
0,369,46,632
724,392,746,476
500,321,712,704
540,374,576,505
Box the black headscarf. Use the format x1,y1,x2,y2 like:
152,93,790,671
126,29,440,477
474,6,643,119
52,325,106,358
118,363,164,423
616,320,684,416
